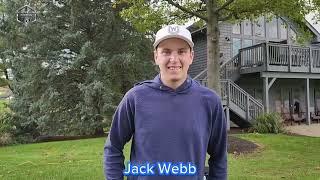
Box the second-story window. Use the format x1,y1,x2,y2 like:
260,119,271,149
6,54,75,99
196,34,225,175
267,18,278,39
254,17,265,37
243,20,252,36
232,38,241,56
280,19,288,39
232,23,241,34
289,28,297,43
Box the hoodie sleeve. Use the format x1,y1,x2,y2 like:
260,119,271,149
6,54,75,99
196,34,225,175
104,92,135,180
206,96,227,180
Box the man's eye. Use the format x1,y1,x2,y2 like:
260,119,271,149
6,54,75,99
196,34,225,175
178,50,186,54
162,51,171,55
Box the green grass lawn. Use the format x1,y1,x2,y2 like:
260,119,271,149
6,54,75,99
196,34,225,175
0,134,319,180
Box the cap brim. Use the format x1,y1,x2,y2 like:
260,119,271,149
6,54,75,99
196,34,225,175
153,35,194,49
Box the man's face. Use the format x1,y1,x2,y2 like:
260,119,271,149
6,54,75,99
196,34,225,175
154,38,194,85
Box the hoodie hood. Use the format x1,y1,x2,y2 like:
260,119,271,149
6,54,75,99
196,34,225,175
135,74,193,94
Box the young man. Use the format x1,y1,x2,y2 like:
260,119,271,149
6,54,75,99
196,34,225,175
104,25,227,180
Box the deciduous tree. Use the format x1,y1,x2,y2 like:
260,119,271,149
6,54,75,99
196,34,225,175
117,0,320,94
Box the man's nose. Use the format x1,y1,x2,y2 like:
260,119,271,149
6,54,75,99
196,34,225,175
169,52,179,62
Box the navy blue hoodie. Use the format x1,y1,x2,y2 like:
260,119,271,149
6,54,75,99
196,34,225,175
104,75,227,180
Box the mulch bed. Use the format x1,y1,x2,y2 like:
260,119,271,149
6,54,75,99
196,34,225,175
36,131,259,155
227,127,259,155
227,135,259,155
204,135,259,175
35,134,106,143
228,127,250,134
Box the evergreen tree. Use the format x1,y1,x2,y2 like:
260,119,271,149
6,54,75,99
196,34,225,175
0,0,155,138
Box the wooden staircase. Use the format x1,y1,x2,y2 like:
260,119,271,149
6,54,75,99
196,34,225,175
193,54,264,127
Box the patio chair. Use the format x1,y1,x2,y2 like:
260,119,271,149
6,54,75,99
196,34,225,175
292,113,305,125
310,112,320,123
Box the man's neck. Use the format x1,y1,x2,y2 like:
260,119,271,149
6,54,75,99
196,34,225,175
159,74,187,90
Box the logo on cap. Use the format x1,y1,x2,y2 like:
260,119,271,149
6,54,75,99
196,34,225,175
168,25,179,34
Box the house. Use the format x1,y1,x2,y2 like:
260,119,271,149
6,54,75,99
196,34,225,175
189,16,320,129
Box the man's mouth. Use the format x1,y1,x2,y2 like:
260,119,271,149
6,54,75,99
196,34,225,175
168,66,182,70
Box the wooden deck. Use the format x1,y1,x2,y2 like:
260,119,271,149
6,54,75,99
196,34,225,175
239,43,320,74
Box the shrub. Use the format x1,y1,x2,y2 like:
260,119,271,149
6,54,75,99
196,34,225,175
0,112,11,133
0,109,15,145
251,113,285,134
0,133,13,146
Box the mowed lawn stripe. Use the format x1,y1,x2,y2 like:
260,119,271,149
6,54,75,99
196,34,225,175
0,134,319,180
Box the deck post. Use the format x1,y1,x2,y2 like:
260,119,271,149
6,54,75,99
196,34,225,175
288,45,292,72
246,94,250,120
309,47,313,73
239,49,243,67
305,78,311,125
225,106,230,131
263,77,269,113
265,43,269,71
227,80,231,106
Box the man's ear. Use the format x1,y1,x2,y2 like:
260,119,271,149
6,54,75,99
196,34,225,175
190,50,194,64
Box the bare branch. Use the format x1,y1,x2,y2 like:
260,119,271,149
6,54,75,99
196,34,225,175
217,0,235,12
165,0,208,21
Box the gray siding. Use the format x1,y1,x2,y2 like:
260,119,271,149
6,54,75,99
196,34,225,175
189,32,207,78
219,22,232,64
189,22,232,78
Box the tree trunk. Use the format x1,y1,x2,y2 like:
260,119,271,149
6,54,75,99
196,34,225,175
206,0,221,95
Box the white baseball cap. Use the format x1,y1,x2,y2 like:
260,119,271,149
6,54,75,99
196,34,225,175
153,24,194,49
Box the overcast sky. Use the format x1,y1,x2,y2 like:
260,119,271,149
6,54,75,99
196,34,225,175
306,13,320,33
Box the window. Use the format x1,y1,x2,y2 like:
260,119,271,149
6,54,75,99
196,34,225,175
267,18,278,39
243,20,252,36
243,39,252,48
289,28,296,43
254,17,265,37
279,19,287,39
232,38,241,56
232,23,241,34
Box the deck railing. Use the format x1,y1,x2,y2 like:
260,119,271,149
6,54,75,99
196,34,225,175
220,54,240,79
199,79,264,121
193,68,207,81
239,43,320,72
291,46,310,66
312,49,320,67
194,54,240,82
267,44,310,67
240,43,265,67
268,44,288,65
239,43,320,71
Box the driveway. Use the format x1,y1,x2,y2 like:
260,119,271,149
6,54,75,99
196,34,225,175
285,124,320,137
